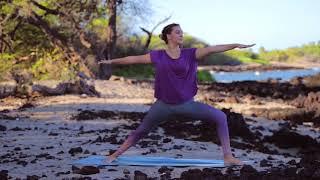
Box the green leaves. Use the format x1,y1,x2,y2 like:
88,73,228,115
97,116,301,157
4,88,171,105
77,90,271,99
259,42,320,62
31,48,77,80
197,70,215,83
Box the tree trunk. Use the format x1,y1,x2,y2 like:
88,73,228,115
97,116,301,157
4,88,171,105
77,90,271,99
106,0,117,60
99,0,117,79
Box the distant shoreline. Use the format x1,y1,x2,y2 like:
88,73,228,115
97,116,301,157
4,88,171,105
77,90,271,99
198,61,320,72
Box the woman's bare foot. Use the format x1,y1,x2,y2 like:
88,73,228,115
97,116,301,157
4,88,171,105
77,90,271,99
106,153,118,163
224,155,244,166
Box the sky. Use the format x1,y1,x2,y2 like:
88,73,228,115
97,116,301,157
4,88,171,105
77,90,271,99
146,0,320,52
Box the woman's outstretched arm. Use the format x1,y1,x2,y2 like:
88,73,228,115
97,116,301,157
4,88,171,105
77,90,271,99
98,54,151,65
195,43,255,59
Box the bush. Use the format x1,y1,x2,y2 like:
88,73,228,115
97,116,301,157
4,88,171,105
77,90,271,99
111,65,215,83
0,53,16,81
112,64,155,79
197,70,215,83
31,48,77,81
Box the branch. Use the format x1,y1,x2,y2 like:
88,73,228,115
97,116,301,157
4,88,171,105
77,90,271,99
140,15,172,50
9,19,22,40
27,11,69,49
151,15,172,32
79,31,91,48
140,27,151,36
0,35,13,52
30,0,92,49
30,0,60,15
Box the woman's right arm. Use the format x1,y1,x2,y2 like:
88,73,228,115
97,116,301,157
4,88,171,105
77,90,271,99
98,54,151,65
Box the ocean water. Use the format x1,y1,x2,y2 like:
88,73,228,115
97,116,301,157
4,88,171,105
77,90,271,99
210,67,320,83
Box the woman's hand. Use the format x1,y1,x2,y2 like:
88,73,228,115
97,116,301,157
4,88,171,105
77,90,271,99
98,60,112,64
237,44,256,49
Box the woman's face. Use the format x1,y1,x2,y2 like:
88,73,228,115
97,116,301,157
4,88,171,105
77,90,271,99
167,26,183,45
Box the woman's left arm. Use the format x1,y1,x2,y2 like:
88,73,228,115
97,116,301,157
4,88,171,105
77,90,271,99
195,43,255,59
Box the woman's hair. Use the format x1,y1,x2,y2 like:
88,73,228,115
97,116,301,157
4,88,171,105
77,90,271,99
159,23,180,44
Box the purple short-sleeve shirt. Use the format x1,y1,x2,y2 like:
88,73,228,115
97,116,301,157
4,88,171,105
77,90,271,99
149,48,198,104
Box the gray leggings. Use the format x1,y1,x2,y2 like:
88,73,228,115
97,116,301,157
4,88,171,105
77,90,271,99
118,99,232,156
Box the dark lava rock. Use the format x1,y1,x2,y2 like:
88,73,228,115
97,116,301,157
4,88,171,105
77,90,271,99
0,125,6,131
134,170,148,180
72,166,99,175
48,132,59,136
35,153,51,158
158,166,173,174
240,165,259,179
287,159,297,165
223,109,256,140
208,81,319,100
160,109,255,149
72,110,144,121
123,169,130,175
260,159,272,167
0,170,8,180
92,135,123,145
55,171,71,176
162,138,172,143
11,127,24,131
202,168,224,178
0,113,16,120
14,147,21,151
26,175,40,180
69,147,83,155
180,169,203,180
19,103,34,110
263,127,320,151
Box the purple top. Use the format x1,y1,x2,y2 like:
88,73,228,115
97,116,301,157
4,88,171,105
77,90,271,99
149,48,198,104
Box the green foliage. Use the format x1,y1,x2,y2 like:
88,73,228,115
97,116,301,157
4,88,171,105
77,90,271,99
0,53,33,81
31,48,77,81
1,2,15,14
14,24,51,53
111,64,215,83
0,53,16,79
197,70,215,83
259,42,320,62
202,53,241,65
183,34,207,48
225,49,269,65
112,64,155,79
259,49,289,62
147,35,167,49
202,49,269,66
86,17,109,40
301,42,320,57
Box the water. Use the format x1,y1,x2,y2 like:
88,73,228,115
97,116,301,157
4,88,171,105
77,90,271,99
210,67,320,83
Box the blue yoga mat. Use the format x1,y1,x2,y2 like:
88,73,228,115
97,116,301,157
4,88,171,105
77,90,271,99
73,155,251,167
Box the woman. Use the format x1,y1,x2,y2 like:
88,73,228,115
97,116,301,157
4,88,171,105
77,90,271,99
99,23,255,165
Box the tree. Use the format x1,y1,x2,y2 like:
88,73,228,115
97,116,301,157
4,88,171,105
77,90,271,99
1,0,152,79
100,0,118,79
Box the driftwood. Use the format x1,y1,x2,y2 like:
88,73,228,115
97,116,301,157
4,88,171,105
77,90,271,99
0,72,100,99
32,80,100,97
0,81,17,98
32,73,100,97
